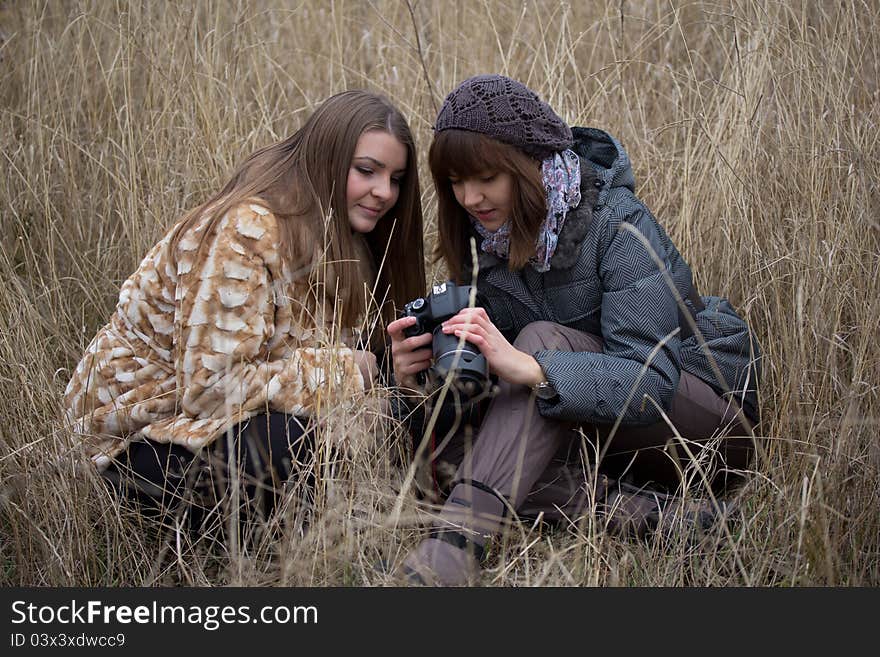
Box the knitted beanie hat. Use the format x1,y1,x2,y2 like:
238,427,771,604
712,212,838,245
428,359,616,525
434,74,572,160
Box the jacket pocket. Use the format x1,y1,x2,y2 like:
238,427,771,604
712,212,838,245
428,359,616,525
545,279,601,324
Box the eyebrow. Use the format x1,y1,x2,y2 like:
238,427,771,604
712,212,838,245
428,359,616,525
353,156,406,175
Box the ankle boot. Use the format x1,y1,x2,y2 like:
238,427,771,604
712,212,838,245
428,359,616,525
600,475,737,540
403,479,508,586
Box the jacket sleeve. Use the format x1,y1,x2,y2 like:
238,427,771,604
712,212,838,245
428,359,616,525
533,208,681,425
176,204,365,421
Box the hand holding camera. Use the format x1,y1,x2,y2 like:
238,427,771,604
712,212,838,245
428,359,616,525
387,317,432,391
388,281,491,400
439,306,546,389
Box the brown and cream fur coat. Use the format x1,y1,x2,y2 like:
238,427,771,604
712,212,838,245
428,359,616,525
63,200,370,469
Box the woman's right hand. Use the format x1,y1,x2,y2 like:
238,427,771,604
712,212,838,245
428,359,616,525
387,316,433,391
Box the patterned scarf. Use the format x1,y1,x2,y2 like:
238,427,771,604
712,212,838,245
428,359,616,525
471,149,581,272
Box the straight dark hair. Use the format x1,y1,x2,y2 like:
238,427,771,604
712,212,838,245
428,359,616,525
170,90,425,332
428,130,545,282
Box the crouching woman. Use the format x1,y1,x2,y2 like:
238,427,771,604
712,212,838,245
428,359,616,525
388,75,761,585
64,90,425,528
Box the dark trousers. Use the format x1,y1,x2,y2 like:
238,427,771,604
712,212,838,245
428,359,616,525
102,412,313,529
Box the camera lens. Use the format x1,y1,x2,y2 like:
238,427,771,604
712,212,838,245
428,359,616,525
428,328,489,399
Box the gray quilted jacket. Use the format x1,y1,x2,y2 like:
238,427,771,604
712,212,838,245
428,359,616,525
462,127,761,425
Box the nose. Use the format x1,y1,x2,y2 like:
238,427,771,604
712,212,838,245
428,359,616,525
371,175,393,202
461,181,483,208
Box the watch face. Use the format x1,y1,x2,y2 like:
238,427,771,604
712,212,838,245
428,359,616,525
534,382,557,400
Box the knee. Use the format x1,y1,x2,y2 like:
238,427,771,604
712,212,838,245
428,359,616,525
233,413,312,482
513,321,603,354
512,321,565,353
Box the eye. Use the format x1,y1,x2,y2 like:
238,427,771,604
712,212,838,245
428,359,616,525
480,173,497,183
391,175,403,186
355,166,373,176
448,177,461,186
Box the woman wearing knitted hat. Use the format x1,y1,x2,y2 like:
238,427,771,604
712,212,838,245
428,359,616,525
65,90,425,531
387,74,761,585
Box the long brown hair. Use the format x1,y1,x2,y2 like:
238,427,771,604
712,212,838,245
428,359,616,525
170,90,425,331
429,130,545,282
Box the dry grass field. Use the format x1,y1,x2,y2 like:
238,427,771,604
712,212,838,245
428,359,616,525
1,0,878,586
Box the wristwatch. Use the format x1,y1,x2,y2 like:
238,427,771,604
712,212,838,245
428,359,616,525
532,380,558,401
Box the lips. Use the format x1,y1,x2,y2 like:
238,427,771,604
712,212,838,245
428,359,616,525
357,204,383,217
473,209,495,221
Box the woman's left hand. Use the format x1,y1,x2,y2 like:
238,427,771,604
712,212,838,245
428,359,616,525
352,349,379,390
440,307,545,387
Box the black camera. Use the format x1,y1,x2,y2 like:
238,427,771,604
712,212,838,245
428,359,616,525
403,280,490,399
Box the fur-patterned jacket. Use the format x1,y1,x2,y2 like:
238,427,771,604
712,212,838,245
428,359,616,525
63,200,368,469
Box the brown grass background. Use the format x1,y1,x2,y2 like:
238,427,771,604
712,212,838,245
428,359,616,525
1,0,878,585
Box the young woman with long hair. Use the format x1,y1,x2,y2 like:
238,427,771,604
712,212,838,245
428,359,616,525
64,90,425,528
388,75,761,585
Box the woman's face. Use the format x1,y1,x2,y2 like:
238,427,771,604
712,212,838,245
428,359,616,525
346,130,408,234
449,171,514,232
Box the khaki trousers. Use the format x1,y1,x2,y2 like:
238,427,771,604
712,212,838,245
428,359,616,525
428,320,755,521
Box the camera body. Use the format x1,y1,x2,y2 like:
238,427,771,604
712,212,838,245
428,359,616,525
403,281,490,398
